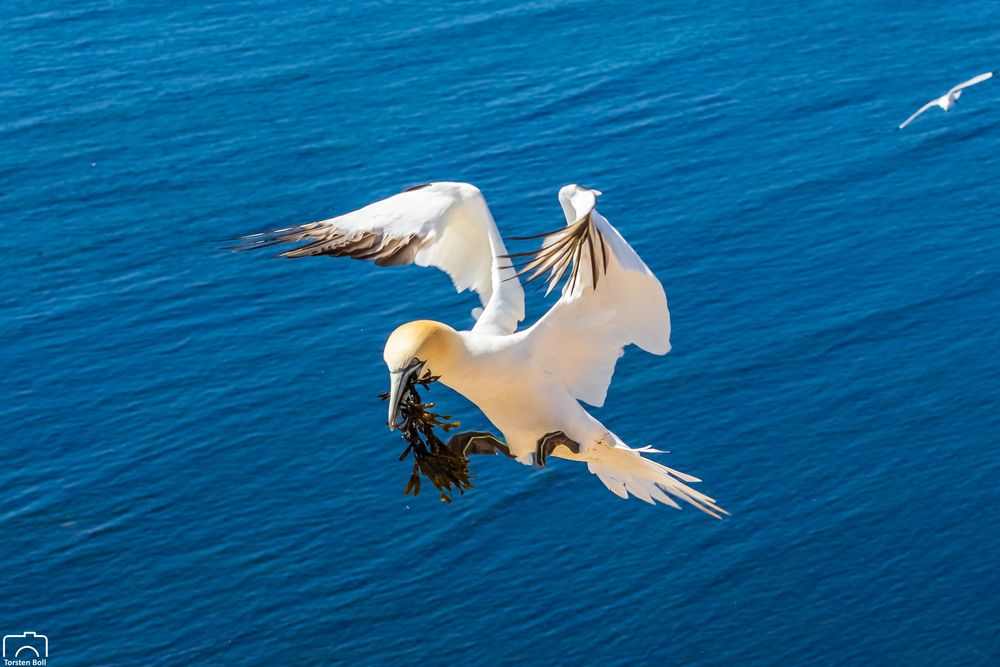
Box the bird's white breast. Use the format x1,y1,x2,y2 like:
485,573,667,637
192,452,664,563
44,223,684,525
440,333,604,458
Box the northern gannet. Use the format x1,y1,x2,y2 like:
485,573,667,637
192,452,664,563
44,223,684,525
232,182,725,516
898,71,993,129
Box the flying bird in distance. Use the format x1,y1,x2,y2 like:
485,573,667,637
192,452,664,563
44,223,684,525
898,71,993,129
231,182,725,516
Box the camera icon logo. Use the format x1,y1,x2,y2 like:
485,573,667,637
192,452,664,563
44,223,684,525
2,632,48,659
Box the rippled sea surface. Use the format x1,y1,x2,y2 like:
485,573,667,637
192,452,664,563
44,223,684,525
4,1,1000,664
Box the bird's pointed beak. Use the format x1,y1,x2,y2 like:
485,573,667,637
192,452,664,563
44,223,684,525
386,360,425,431
387,371,406,431
591,188,602,197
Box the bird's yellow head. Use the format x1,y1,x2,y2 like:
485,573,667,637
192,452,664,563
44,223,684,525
383,320,462,430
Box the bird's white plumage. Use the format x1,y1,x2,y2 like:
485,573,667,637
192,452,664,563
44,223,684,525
524,186,670,407
898,71,993,129
234,182,524,335
403,184,525,335
239,182,720,515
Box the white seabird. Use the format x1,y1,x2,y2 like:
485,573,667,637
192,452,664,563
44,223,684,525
898,71,993,129
232,182,725,516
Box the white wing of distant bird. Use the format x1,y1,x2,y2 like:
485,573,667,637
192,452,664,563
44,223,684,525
950,71,994,95
899,71,993,129
898,100,940,130
230,182,525,335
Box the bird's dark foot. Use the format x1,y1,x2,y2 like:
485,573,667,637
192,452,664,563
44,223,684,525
447,431,515,459
535,431,581,468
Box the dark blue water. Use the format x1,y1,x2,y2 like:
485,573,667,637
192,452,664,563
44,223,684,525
4,1,1000,664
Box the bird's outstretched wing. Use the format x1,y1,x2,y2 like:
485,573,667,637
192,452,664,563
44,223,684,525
898,100,939,130
229,182,525,335
514,185,670,407
949,71,993,95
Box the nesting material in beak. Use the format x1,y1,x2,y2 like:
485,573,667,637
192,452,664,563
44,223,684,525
378,367,472,503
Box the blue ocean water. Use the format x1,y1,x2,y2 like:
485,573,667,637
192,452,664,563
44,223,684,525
4,0,1000,664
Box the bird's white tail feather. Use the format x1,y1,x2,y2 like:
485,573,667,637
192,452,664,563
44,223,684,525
585,437,727,518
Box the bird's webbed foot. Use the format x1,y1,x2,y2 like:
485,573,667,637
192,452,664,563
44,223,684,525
446,431,515,459
535,431,582,468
